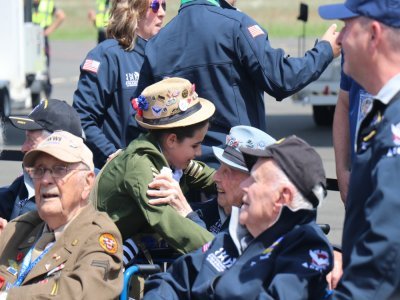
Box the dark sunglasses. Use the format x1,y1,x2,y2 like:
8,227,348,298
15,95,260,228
149,0,166,13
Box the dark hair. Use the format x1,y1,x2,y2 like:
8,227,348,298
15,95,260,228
150,119,209,143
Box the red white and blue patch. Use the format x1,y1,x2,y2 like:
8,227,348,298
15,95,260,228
302,249,330,272
391,122,400,145
82,59,100,73
247,25,264,38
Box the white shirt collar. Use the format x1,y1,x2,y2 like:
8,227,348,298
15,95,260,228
375,73,400,105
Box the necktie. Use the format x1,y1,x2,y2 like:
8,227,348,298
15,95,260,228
31,231,55,262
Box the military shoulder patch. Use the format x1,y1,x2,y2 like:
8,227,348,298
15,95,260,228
99,233,118,254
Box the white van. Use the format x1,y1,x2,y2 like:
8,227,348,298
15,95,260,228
292,56,341,126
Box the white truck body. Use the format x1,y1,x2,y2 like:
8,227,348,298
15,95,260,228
292,56,341,126
0,0,46,117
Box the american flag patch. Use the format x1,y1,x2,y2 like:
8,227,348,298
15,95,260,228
248,25,264,38
82,59,100,73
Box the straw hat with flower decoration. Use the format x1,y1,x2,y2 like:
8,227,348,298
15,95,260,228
132,77,215,129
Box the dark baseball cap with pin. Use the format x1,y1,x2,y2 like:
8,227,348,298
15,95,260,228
9,99,84,139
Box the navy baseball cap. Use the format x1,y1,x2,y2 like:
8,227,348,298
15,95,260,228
318,0,400,28
9,99,84,139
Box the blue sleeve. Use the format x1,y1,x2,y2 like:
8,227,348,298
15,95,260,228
143,248,204,300
0,176,23,220
235,16,334,100
334,113,400,299
73,46,118,164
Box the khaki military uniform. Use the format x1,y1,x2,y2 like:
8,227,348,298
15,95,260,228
93,133,215,254
0,205,123,299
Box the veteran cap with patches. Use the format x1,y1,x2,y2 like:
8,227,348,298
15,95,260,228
213,126,276,173
133,77,215,129
240,135,327,207
23,130,94,171
9,99,84,138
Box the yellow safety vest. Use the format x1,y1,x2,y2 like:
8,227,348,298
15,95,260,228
95,0,110,29
32,0,55,28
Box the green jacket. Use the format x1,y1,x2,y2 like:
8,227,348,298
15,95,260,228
94,133,215,254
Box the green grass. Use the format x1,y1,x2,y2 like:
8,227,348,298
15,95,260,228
53,0,343,40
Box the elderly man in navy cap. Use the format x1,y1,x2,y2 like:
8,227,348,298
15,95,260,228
319,0,400,299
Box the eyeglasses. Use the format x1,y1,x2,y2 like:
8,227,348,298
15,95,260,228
149,0,166,13
29,165,89,179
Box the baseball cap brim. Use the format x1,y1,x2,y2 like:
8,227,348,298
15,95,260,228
9,116,43,131
23,148,83,168
240,147,272,172
212,146,248,173
318,3,359,20
136,98,215,129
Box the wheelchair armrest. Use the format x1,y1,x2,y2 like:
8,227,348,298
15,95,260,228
120,264,161,300
318,223,330,235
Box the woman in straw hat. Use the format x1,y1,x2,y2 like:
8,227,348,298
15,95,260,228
73,0,167,168
93,77,216,260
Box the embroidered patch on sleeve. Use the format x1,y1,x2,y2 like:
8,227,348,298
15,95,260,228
82,59,100,73
99,233,118,254
247,25,264,38
302,249,330,272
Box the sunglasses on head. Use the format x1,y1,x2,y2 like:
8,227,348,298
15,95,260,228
149,0,166,13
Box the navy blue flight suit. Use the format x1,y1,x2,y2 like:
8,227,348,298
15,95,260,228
0,176,36,221
73,37,147,168
144,207,333,300
333,76,400,299
137,0,334,167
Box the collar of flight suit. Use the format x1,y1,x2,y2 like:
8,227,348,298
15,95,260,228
180,0,220,7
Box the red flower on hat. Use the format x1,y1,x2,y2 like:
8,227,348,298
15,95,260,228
16,252,24,262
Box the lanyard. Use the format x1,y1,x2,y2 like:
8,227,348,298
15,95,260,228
10,242,54,288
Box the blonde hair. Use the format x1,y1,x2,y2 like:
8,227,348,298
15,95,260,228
106,0,148,51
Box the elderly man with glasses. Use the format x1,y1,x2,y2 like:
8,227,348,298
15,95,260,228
0,131,123,299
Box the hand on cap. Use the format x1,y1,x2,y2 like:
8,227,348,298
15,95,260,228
321,24,342,58
147,174,193,217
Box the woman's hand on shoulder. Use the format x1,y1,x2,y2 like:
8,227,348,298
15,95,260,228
147,174,193,217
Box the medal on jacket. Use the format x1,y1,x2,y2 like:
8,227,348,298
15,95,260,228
7,242,54,289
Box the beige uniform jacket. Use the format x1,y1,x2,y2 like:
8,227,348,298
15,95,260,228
0,205,123,299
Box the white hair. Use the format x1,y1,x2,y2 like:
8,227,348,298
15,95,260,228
273,163,314,211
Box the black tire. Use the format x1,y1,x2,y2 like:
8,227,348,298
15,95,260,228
0,88,11,118
312,105,335,127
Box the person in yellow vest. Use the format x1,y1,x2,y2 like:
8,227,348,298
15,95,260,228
32,0,66,98
88,0,110,44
